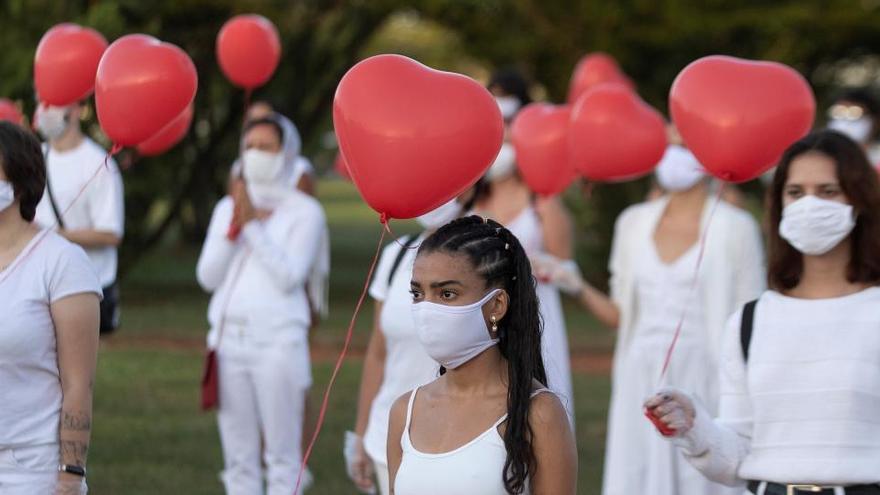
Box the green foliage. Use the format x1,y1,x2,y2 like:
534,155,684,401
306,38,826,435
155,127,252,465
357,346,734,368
3,0,880,279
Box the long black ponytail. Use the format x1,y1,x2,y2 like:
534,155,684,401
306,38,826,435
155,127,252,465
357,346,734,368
419,215,546,494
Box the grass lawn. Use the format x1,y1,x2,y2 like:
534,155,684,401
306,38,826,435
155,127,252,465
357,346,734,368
90,179,613,494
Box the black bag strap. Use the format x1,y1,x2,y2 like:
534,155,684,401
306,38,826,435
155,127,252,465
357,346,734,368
43,148,66,229
388,235,417,286
740,299,758,363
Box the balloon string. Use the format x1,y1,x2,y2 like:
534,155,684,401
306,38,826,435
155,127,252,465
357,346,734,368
381,216,422,250
294,227,387,494
657,183,725,384
0,148,120,287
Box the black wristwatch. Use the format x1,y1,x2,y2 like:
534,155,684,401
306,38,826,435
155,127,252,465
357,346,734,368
59,464,87,477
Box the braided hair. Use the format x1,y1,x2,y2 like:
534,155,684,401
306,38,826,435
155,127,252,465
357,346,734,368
418,215,546,494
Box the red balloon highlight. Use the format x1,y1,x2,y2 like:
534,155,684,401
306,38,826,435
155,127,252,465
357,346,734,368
670,55,815,183
216,14,281,89
95,34,198,147
136,104,194,157
510,103,577,196
333,54,504,220
34,23,108,106
569,84,667,182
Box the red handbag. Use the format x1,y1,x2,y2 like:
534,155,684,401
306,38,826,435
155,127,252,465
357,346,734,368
200,349,219,411
200,250,250,412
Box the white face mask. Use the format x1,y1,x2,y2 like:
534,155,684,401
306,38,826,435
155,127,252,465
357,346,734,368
0,180,14,212
828,117,872,144
495,96,521,121
242,149,287,209
485,142,517,182
416,199,462,230
242,149,285,185
412,288,501,369
779,195,856,256
655,145,706,192
35,105,70,141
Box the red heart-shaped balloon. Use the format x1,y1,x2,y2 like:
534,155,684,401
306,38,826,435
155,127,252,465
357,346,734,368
216,14,281,89
567,53,634,105
333,54,503,219
136,104,194,157
670,55,815,183
34,23,108,106
96,34,198,147
0,99,23,125
510,103,578,196
569,84,667,182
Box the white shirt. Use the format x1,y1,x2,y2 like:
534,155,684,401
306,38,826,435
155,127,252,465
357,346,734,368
196,193,327,345
678,287,880,486
0,230,101,447
362,234,439,465
35,138,125,286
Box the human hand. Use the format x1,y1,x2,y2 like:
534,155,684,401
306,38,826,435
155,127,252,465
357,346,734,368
344,431,376,494
643,389,696,437
231,179,256,224
54,473,87,495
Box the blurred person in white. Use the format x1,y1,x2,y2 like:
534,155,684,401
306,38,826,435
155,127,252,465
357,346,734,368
196,112,329,495
475,68,577,422
826,88,880,166
645,130,880,495
346,181,486,495
0,121,101,495
534,144,765,495
229,100,315,196
33,100,124,335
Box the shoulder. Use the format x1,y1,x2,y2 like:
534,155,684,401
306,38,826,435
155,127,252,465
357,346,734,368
616,199,659,227
713,201,760,233
389,389,415,428
282,192,325,219
40,230,88,263
39,231,100,292
528,389,570,431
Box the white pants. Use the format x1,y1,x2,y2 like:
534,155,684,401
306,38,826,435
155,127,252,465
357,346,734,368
217,326,312,495
0,443,65,494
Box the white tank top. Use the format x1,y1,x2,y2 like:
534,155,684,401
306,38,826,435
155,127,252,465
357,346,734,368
393,387,549,495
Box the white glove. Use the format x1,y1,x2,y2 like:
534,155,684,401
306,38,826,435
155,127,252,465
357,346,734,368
54,477,88,495
643,388,696,437
344,431,376,494
531,253,586,296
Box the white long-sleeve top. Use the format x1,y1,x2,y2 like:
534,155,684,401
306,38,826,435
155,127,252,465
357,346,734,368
196,193,327,346
675,287,880,486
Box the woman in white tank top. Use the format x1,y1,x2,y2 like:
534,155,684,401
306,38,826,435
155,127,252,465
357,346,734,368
387,216,577,494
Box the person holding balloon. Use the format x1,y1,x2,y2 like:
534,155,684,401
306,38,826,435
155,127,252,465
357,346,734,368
196,112,329,495
0,121,100,495
644,129,880,494
475,69,577,421
386,215,577,495
537,143,766,495
33,99,125,335
347,182,485,495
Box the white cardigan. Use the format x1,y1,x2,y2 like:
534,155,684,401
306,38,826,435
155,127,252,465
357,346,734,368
608,196,766,375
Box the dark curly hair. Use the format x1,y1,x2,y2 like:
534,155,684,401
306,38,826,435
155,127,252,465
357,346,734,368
418,215,546,494
0,121,45,221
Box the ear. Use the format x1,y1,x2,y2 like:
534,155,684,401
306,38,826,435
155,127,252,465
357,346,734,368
485,289,509,324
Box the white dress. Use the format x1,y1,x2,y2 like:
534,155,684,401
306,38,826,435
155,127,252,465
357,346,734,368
608,242,735,494
506,206,574,421
602,197,764,495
